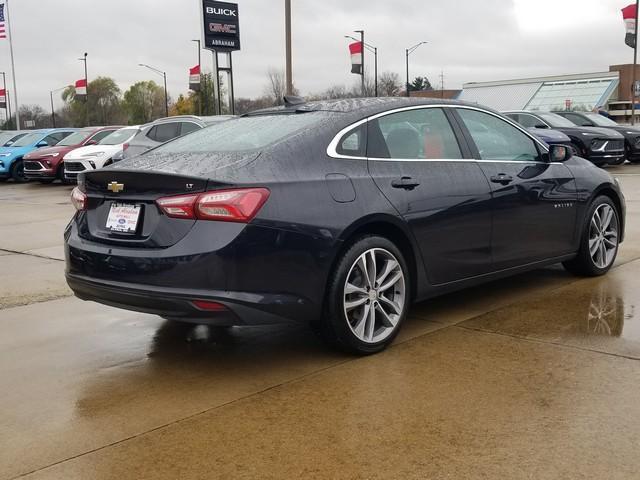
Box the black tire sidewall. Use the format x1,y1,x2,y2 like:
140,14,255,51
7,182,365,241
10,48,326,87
11,159,27,183
324,235,410,355
578,196,620,276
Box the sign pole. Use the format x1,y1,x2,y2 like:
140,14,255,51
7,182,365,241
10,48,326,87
1,72,8,126
5,0,19,130
633,0,639,125
285,0,293,96
228,52,235,114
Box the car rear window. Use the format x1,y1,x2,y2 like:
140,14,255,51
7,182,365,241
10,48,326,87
154,112,331,153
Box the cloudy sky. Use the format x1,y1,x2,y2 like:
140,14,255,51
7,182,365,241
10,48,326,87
0,0,635,110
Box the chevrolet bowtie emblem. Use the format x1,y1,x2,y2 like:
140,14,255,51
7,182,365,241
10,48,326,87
107,182,125,193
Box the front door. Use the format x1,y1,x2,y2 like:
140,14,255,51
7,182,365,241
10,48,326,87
367,107,494,285
454,108,578,271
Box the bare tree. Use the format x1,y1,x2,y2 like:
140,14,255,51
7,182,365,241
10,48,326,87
264,68,300,106
378,72,402,97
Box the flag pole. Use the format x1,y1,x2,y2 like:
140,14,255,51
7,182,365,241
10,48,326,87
5,0,19,130
633,0,639,126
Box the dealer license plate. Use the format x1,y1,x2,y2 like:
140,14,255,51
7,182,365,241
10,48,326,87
106,203,141,233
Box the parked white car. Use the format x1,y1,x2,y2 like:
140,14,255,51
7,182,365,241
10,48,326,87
64,126,140,182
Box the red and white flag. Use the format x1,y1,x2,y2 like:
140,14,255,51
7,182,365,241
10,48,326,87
0,88,5,109
0,2,6,39
623,4,637,49
189,65,201,91
75,79,87,100
349,42,363,75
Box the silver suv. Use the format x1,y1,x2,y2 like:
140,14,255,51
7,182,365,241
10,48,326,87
116,115,234,161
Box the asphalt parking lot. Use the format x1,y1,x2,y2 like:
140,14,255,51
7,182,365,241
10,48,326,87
2,166,640,480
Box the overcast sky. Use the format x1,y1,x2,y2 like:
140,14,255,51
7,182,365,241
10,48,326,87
0,0,635,110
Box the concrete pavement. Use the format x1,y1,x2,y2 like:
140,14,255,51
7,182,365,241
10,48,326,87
2,168,640,479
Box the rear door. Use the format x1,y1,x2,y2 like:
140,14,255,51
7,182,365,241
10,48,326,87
367,106,493,285
453,107,578,270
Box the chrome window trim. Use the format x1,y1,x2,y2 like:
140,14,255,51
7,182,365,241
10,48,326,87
326,104,550,162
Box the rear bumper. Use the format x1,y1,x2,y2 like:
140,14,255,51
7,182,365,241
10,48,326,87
66,272,294,325
64,220,336,325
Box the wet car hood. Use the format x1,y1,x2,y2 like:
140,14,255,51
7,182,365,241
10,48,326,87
527,128,570,143
24,145,77,159
64,144,123,160
554,126,625,139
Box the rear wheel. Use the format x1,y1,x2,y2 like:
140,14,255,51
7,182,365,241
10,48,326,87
318,236,410,355
563,196,620,276
10,159,28,183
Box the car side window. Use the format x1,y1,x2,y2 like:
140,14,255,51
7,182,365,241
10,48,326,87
146,126,158,141
367,108,462,160
564,113,590,126
336,124,366,157
513,114,542,129
458,109,541,162
91,130,115,143
153,123,181,143
44,134,62,146
180,122,201,136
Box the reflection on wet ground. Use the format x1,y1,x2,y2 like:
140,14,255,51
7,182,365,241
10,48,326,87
2,261,639,479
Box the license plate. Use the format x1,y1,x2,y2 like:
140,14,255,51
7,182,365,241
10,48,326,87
106,203,141,233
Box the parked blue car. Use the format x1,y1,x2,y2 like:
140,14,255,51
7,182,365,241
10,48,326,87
0,128,77,182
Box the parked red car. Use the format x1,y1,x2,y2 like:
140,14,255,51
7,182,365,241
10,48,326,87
23,126,122,183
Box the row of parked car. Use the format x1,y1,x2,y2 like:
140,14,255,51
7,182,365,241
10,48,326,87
505,110,639,167
0,115,233,183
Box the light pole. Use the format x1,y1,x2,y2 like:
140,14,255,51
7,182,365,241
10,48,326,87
0,72,11,128
139,63,169,118
78,52,88,125
191,39,202,115
405,41,427,97
285,0,293,95
50,85,69,128
354,30,365,96
346,35,378,97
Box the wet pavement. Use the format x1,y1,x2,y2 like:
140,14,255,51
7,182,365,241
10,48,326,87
2,168,640,479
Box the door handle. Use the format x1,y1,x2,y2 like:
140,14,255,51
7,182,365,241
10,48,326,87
391,176,421,190
490,174,514,185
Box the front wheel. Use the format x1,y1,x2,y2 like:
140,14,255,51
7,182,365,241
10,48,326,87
318,236,410,355
10,159,28,183
563,196,620,276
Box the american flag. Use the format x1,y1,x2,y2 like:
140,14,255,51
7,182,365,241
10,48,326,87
0,3,6,39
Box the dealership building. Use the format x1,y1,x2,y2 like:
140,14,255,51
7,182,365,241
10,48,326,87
456,64,638,122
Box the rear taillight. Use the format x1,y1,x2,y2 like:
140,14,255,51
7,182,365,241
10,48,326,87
192,300,228,312
122,143,129,151
71,187,87,211
156,188,270,223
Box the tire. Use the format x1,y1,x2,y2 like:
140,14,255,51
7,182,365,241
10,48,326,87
317,236,410,355
10,159,28,183
563,196,620,277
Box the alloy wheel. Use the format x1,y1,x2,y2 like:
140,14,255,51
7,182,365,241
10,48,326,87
589,204,619,269
343,248,406,344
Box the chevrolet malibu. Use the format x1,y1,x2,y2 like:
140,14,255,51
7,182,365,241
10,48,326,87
65,98,625,354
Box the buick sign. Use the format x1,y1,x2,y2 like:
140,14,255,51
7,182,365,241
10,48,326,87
202,1,241,52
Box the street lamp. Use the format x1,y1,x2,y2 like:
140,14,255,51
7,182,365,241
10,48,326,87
354,30,365,96
78,52,89,125
139,63,169,118
50,85,70,128
191,40,202,116
345,35,378,97
405,41,428,97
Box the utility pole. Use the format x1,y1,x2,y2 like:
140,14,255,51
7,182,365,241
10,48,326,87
192,39,202,115
50,85,69,128
405,41,428,97
440,70,445,99
6,0,19,129
285,0,293,96
633,0,639,125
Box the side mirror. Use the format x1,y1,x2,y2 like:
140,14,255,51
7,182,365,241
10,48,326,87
549,144,573,163
36,140,48,147
535,124,549,129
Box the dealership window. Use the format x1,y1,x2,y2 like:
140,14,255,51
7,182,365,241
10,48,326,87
458,109,540,162
368,108,462,160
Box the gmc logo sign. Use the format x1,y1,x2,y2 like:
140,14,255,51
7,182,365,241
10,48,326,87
209,23,237,34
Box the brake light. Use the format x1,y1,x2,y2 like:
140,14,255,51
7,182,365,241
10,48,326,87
156,188,270,223
71,187,87,211
122,143,129,151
